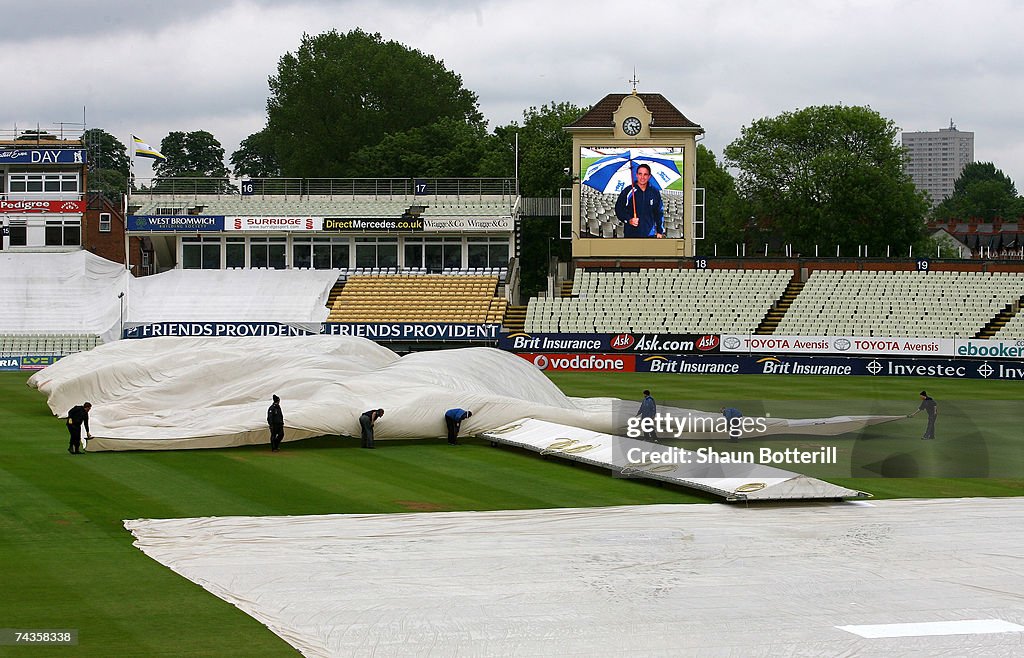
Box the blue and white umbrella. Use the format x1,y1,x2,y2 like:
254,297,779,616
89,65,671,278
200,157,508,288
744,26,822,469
582,149,682,194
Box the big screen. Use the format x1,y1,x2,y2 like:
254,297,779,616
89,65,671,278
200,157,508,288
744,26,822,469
579,146,685,239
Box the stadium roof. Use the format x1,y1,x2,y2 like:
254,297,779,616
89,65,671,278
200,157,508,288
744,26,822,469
566,93,703,132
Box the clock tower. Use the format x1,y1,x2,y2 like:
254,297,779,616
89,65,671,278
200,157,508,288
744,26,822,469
564,91,704,258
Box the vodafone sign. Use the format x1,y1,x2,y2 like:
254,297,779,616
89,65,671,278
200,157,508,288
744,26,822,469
517,353,636,372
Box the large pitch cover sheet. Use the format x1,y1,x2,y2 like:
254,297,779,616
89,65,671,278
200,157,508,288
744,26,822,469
124,498,1024,657
28,336,902,452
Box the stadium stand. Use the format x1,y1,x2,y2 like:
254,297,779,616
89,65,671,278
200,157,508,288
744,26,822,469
774,270,1024,338
0,251,126,345
525,268,791,333
579,187,685,238
0,333,101,357
132,197,514,219
993,308,1024,340
329,274,507,323
133,198,413,217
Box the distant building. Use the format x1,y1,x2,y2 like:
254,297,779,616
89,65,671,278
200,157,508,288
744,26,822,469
902,121,974,206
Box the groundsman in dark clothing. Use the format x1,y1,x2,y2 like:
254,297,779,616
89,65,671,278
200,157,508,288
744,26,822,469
67,402,92,454
909,390,938,440
444,408,473,445
360,409,384,449
268,395,285,451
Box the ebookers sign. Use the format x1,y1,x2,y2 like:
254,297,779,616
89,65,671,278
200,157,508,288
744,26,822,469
721,335,953,357
516,353,636,372
956,339,1024,359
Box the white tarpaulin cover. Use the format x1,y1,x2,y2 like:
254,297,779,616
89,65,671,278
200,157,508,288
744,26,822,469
28,336,902,452
482,418,866,500
126,267,340,323
124,498,1024,657
0,251,127,340
0,252,338,342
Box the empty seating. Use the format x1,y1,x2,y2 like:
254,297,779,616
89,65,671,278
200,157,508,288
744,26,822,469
528,268,791,333
776,270,1024,338
0,333,101,356
329,275,505,324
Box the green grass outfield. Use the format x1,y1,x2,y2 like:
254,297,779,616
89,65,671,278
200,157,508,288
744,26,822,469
1,370,1021,655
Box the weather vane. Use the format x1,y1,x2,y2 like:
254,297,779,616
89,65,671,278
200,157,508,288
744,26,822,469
629,70,639,95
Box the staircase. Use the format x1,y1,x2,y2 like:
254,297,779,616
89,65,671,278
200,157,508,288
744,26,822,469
503,305,528,333
975,297,1022,338
326,279,346,312
755,277,804,335
560,279,575,297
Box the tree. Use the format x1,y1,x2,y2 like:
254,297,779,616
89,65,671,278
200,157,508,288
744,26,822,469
83,128,130,199
347,117,493,178
264,29,483,178
83,128,129,176
695,144,744,250
487,102,585,298
932,162,1023,220
153,131,231,193
724,105,930,254
493,102,585,197
230,128,281,178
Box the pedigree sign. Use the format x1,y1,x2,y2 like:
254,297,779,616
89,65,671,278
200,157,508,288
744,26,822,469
0,200,85,214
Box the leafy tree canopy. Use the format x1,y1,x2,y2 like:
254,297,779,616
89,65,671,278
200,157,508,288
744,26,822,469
490,102,585,298
82,128,129,199
83,128,129,176
153,130,229,179
724,104,929,253
932,161,1023,220
494,102,585,197
695,144,744,249
230,128,281,178
347,117,493,179
264,29,482,178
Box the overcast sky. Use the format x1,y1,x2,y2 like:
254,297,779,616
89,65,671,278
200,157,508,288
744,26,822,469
3,0,1022,188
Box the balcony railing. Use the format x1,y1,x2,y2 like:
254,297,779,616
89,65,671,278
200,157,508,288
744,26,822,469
131,177,519,200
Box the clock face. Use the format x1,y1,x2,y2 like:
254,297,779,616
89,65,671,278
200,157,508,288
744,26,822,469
622,116,642,136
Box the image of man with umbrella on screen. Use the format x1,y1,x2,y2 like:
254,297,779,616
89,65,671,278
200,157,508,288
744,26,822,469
614,163,664,238
581,149,679,238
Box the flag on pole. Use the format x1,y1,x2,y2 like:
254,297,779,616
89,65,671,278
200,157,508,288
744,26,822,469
132,135,165,160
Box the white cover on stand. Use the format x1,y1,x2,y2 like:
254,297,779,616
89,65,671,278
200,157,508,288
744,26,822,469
127,267,340,323
0,251,127,340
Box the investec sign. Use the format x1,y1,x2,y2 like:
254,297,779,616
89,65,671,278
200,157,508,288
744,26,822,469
635,354,1024,379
